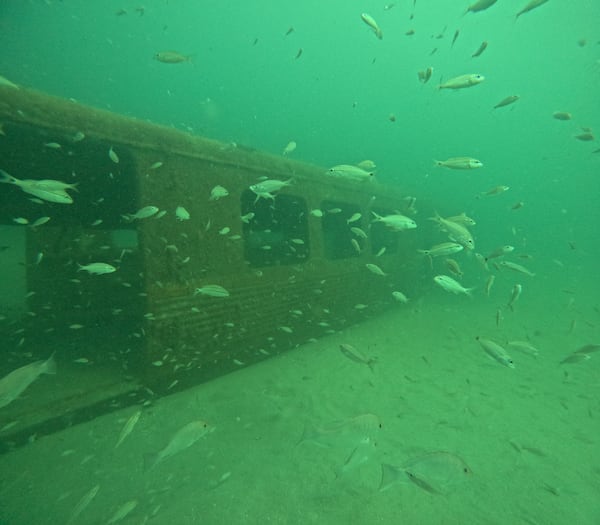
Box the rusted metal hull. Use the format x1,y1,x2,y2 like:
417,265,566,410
0,83,422,450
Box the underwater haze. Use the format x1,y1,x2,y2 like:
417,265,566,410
1,0,600,524
2,0,600,253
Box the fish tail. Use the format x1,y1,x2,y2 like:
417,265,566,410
296,421,317,446
0,169,18,184
379,463,403,492
367,358,378,373
43,351,57,375
296,421,329,448
427,210,442,223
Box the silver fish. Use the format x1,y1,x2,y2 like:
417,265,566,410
122,205,159,221
77,262,117,275
434,275,473,296
145,420,214,470
249,179,292,201
0,169,77,204
0,353,56,408
507,341,539,357
299,414,382,448
115,410,142,448
418,242,463,258
438,74,484,90
507,283,522,310
371,212,417,231
327,164,374,182
429,212,474,250
67,484,100,525
194,284,230,297
366,263,387,277
339,343,376,371
499,260,535,277
380,451,472,494
360,13,383,40
476,336,515,368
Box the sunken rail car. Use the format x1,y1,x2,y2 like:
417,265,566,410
0,82,423,451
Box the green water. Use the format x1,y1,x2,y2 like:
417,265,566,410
1,1,599,523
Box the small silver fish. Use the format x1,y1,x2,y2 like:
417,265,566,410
154,51,193,63
115,410,141,448
438,74,485,90
392,291,409,303
346,213,362,224
108,147,119,163
360,13,383,40
507,283,522,310
175,206,190,221
30,216,51,227
249,179,291,201
435,157,483,169
380,451,472,494
371,212,417,231
366,263,387,277
0,169,77,204
418,242,463,258
472,41,489,58
0,353,57,408
339,343,376,371
299,414,382,448
194,284,230,297
507,341,539,357
67,484,100,525
499,260,535,277
210,185,229,200
77,262,117,275
350,227,368,239
327,164,374,182
476,336,515,368
493,95,520,109
122,205,159,221
145,420,213,470
485,245,514,261
434,275,473,296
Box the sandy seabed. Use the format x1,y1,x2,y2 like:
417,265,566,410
0,287,598,525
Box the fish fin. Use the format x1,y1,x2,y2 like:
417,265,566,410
367,358,378,373
0,169,18,184
405,470,441,494
43,352,57,375
379,463,403,492
296,421,321,447
427,210,442,224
